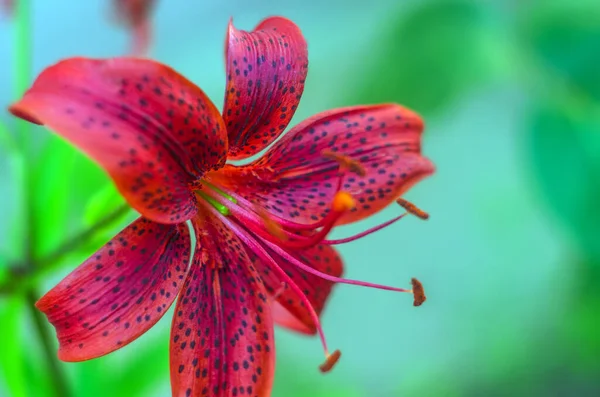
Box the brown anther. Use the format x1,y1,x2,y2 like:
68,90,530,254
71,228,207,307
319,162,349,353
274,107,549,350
319,350,342,373
411,278,426,307
257,206,287,241
322,149,366,177
396,198,429,220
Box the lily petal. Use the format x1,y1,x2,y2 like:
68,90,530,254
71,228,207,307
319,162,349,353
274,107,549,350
255,243,343,335
36,217,191,362
223,17,308,159
170,214,274,397
215,104,434,225
10,57,227,224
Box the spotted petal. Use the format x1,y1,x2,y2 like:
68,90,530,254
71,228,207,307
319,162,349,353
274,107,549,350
36,217,191,361
223,17,308,159
169,214,274,397
10,57,227,224
214,104,434,225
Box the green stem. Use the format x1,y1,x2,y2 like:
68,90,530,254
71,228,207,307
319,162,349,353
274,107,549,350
25,290,71,397
13,0,35,265
0,204,131,295
38,203,131,267
12,3,71,396
0,119,17,153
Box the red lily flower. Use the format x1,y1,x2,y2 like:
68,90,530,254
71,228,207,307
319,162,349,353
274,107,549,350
9,17,434,397
113,0,156,55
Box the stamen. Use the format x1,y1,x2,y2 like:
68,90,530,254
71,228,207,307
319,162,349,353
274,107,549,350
197,191,230,216
324,213,407,245
322,149,366,177
210,206,337,369
203,180,237,204
396,198,429,220
411,278,426,306
265,239,415,295
319,350,342,373
234,191,357,251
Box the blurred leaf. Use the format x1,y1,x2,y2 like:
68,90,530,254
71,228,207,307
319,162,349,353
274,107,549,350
111,338,169,397
31,133,110,258
0,297,27,397
353,0,507,115
564,260,600,371
84,182,127,226
72,334,169,397
528,98,600,261
22,343,55,397
0,120,17,153
523,0,600,101
31,136,76,257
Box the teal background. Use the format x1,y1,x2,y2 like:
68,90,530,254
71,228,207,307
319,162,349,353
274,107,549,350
1,0,599,396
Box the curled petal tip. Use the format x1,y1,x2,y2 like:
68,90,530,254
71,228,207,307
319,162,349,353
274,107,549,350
319,350,341,373
227,16,235,32
8,102,43,125
411,278,426,307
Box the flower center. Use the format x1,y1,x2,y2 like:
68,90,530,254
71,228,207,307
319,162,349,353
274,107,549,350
193,151,431,373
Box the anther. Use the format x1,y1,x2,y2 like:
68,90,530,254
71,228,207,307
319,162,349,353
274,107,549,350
411,278,426,307
332,191,355,212
322,149,366,177
396,198,429,220
319,350,342,373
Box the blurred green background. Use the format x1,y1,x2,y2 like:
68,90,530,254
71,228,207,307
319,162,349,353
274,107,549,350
1,0,599,396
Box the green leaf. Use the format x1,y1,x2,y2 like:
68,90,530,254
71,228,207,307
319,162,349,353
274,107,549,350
71,333,169,397
528,98,600,261
31,133,110,258
0,119,17,154
0,297,28,397
352,0,507,115
31,136,76,258
523,0,600,101
84,182,128,226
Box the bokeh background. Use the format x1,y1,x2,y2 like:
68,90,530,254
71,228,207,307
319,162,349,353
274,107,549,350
1,0,599,396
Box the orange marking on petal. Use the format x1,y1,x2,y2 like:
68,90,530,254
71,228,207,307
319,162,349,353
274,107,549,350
319,350,342,373
322,149,366,177
396,198,429,220
411,278,426,307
